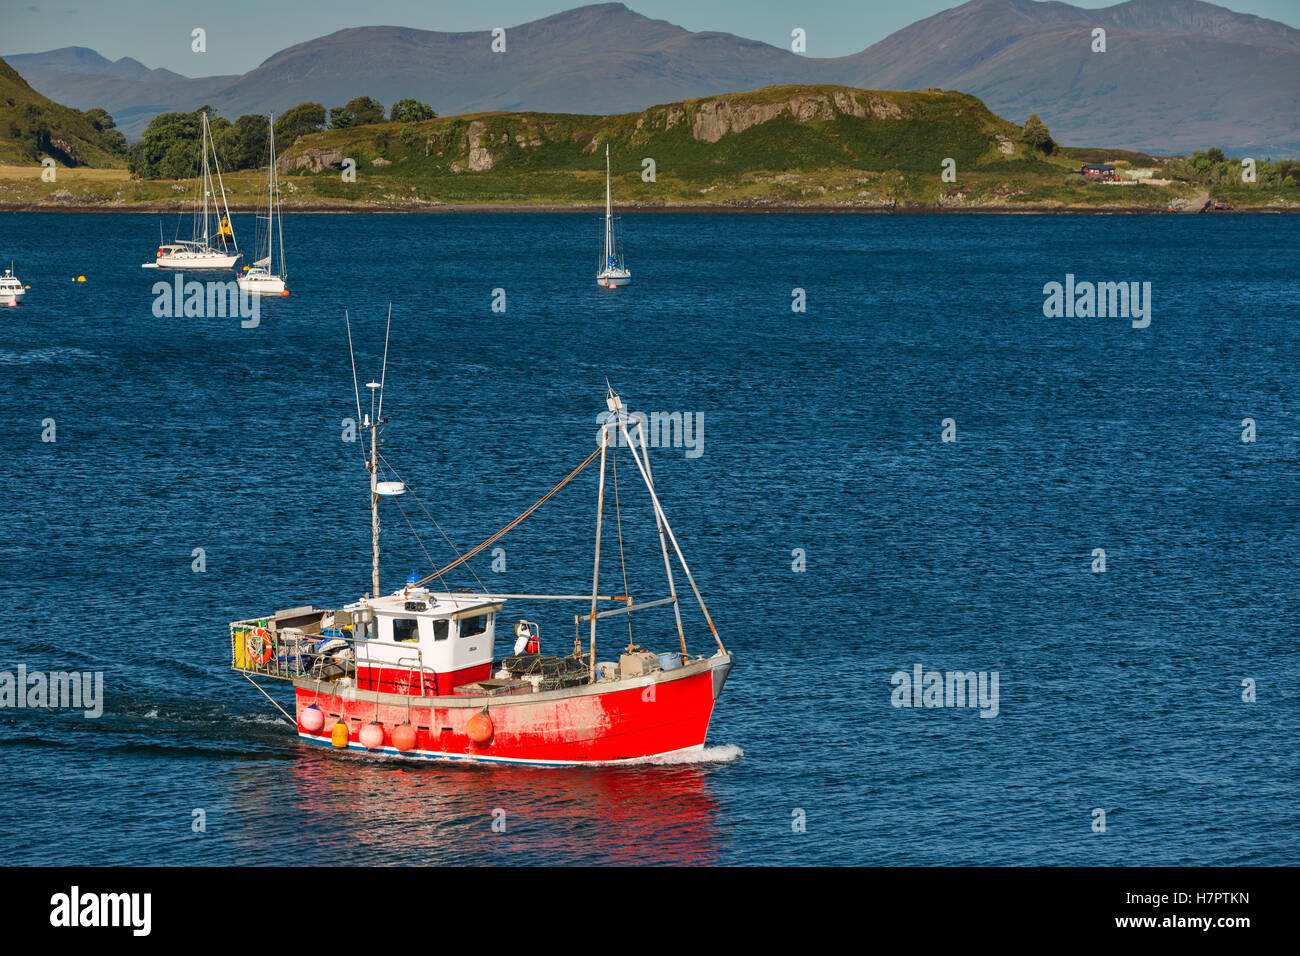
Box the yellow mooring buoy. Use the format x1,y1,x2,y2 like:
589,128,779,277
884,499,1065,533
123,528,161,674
330,721,350,748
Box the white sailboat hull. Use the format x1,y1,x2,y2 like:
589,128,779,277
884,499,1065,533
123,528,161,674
597,269,632,287
155,251,240,270
237,271,286,295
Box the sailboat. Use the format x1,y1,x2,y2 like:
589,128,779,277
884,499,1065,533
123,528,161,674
596,143,631,288
146,111,240,270
238,114,288,296
230,313,732,765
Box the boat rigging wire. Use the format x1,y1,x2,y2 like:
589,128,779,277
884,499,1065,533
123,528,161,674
610,442,634,650
388,485,448,593
412,446,603,590
377,453,489,594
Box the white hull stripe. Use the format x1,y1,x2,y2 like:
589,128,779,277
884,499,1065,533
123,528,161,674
298,731,702,767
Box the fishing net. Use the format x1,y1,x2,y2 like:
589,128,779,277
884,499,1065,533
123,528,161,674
501,653,591,690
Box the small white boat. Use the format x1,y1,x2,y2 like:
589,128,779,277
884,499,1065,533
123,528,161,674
238,114,288,297
596,143,631,288
0,264,25,306
147,111,241,271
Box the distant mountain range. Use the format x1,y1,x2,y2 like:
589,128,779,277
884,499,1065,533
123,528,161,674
5,0,1298,155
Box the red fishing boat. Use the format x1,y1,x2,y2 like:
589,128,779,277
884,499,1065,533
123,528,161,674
231,314,732,765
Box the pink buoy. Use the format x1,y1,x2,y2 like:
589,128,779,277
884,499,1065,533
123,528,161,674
391,722,416,752
359,722,385,749
300,703,325,733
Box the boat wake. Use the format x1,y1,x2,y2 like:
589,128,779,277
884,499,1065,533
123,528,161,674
619,744,744,767
0,346,99,366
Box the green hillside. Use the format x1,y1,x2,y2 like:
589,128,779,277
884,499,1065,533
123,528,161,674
0,56,126,167
273,85,1088,207
2,82,1296,210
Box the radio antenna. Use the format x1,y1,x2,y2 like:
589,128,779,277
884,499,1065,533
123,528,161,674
345,310,363,453
377,303,392,424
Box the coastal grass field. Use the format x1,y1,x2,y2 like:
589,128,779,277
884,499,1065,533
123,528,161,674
0,147,1222,212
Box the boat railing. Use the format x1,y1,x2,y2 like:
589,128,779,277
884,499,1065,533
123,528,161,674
231,618,440,692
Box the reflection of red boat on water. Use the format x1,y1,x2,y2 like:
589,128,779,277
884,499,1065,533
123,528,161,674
222,756,731,864
211,754,728,868
231,313,733,766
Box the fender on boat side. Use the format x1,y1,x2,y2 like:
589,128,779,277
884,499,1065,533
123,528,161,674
293,652,728,709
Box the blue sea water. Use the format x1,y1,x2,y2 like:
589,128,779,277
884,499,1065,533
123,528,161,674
0,211,1295,866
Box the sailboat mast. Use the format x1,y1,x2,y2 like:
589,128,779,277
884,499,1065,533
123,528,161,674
271,114,284,276
604,143,612,264
200,113,211,247
266,116,274,265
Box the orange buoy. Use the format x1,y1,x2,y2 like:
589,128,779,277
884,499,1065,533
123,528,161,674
330,721,349,748
280,290,289,296
392,722,416,752
466,712,494,744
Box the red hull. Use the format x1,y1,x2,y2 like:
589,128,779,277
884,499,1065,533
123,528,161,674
294,657,730,765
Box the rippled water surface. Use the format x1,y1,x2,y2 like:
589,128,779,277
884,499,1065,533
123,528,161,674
0,212,1295,865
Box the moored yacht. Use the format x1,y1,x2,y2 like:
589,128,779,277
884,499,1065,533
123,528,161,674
0,264,25,306
596,143,632,288
146,111,241,271
238,114,288,296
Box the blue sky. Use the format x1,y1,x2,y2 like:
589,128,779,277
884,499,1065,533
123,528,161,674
6,0,1299,73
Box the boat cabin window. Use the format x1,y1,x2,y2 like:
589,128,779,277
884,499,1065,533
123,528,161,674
459,614,487,638
432,620,449,641
392,618,419,643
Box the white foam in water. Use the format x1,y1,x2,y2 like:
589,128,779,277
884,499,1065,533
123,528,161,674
0,346,98,366
618,744,744,767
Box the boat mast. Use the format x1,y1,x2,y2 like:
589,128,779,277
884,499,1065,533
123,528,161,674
271,114,284,277
588,417,609,680
364,307,393,598
367,382,380,597
266,114,274,269
604,143,613,266
200,112,211,249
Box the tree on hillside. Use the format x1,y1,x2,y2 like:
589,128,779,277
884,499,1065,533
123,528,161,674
127,110,202,179
274,103,328,145
82,107,127,154
389,98,437,123
330,96,386,129
1022,114,1055,154
83,107,114,132
231,114,270,169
